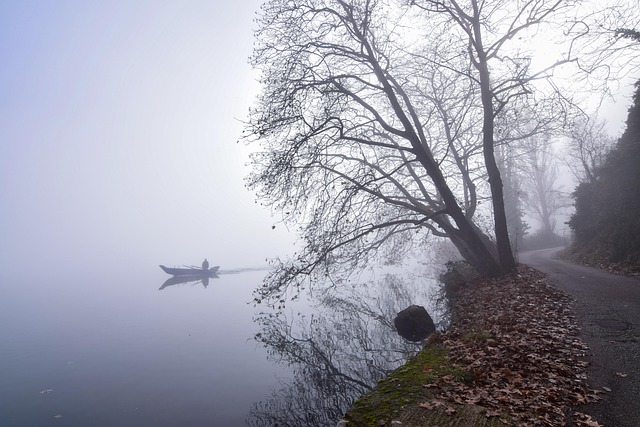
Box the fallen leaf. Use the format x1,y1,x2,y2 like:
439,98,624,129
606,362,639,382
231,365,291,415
574,412,603,426
419,402,435,410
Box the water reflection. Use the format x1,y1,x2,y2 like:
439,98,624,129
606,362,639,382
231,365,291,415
248,272,449,426
159,274,219,290
158,266,269,290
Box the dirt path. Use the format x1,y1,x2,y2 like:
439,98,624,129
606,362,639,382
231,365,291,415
520,248,640,427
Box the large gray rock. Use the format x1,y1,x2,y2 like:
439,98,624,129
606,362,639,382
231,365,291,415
393,305,435,342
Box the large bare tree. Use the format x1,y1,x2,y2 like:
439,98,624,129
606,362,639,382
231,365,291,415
245,0,639,305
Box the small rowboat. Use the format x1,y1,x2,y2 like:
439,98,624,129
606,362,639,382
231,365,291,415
159,265,220,276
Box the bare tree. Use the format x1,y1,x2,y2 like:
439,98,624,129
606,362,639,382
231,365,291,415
565,115,615,184
246,0,640,305
521,137,564,237
496,144,528,253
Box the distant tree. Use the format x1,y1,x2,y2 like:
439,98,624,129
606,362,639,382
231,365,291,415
565,116,614,184
522,137,565,238
246,0,640,305
496,144,528,253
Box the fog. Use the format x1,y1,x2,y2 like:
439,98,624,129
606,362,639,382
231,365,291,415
1,1,635,277
0,1,293,277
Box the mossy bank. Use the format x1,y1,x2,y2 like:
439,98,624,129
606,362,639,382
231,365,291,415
341,337,507,427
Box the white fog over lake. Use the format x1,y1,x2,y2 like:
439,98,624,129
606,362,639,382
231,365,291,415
0,2,447,426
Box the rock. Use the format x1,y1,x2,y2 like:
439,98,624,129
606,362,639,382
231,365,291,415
394,305,435,342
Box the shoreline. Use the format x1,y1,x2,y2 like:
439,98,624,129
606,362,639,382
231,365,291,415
340,265,600,427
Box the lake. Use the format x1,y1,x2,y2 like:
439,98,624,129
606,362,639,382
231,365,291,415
0,262,446,426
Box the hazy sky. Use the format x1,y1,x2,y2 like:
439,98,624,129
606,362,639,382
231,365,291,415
1,1,635,276
0,1,294,274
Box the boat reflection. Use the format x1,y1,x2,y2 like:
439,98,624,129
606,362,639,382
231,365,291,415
159,273,219,290
157,265,269,291
248,272,450,427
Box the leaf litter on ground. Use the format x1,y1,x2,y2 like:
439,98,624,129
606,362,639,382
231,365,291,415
421,265,602,427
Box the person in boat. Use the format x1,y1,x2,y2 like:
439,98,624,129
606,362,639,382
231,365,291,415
202,258,209,270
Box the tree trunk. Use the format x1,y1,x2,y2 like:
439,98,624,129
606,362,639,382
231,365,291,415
366,36,505,277
448,230,501,276
435,210,502,277
472,2,517,273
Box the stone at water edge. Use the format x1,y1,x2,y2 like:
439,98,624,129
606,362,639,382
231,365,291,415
394,305,435,342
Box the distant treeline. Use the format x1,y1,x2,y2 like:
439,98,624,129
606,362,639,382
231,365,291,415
567,80,640,269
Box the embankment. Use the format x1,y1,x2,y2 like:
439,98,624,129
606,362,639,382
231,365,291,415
341,265,600,427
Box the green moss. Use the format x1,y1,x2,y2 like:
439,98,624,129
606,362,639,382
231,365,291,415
343,335,511,427
344,340,469,426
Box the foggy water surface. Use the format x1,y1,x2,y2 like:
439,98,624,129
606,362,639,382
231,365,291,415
0,267,290,426
0,262,444,426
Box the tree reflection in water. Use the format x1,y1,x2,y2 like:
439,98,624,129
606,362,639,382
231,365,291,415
248,272,449,426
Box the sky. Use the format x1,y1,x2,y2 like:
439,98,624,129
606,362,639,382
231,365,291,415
1,1,636,277
0,1,295,275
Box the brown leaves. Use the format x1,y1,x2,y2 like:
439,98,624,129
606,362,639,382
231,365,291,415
574,412,604,426
429,266,599,426
485,409,502,417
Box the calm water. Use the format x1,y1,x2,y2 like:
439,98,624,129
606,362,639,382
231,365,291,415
1,263,444,426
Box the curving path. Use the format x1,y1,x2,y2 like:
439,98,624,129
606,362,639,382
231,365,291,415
520,248,640,427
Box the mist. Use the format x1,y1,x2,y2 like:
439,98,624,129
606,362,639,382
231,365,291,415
0,0,293,277
1,7,301,426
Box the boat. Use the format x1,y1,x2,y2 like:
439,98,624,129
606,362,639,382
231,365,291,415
159,265,220,276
